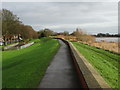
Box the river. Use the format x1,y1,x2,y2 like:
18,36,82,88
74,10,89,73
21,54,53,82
95,37,119,42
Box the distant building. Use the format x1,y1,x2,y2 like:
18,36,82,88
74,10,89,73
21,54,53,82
0,34,23,46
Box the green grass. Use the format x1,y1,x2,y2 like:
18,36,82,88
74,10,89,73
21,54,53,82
72,41,119,88
2,38,60,88
0,46,2,49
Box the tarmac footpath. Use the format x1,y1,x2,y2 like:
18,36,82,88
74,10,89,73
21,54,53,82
38,40,81,88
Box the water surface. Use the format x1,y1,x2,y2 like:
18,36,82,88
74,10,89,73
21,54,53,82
96,37,119,42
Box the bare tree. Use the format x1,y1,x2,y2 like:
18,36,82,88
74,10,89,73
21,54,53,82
73,28,95,43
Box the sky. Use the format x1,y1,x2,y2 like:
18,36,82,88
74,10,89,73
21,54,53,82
2,1,118,34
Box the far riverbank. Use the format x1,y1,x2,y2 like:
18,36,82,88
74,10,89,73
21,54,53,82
95,37,119,42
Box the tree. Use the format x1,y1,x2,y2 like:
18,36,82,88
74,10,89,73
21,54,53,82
2,9,21,35
38,28,53,38
18,24,38,39
2,9,22,44
72,28,95,43
63,31,69,36
2,9,38,44
0,10,2,38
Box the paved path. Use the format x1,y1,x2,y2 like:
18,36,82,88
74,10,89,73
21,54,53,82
39,40,81,88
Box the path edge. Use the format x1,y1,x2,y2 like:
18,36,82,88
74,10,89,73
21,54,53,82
69,41,111,89
55,38,111,89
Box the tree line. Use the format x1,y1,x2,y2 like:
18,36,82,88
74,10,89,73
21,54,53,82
2,9,38,43
3,8,116,44
94,33,120,37
37,28,95,43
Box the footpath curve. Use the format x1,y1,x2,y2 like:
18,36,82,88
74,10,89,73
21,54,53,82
39,39,82,88
39,38,110,89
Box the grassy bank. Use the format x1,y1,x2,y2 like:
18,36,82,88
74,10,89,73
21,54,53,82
72,41,119,88
0,46,2,49
2,38,60,88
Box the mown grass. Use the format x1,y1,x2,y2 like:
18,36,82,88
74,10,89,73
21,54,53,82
72,41,119,88
2,38,60,88
0,46,2,49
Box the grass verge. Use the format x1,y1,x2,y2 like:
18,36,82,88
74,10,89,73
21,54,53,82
2,38,60,88
72,41,119,88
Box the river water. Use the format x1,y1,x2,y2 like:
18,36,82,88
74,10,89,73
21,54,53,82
95,37,119,42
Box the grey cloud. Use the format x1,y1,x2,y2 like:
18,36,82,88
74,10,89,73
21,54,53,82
2,2,118,34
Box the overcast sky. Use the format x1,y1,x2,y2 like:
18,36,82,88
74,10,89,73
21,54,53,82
2,2,118,34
